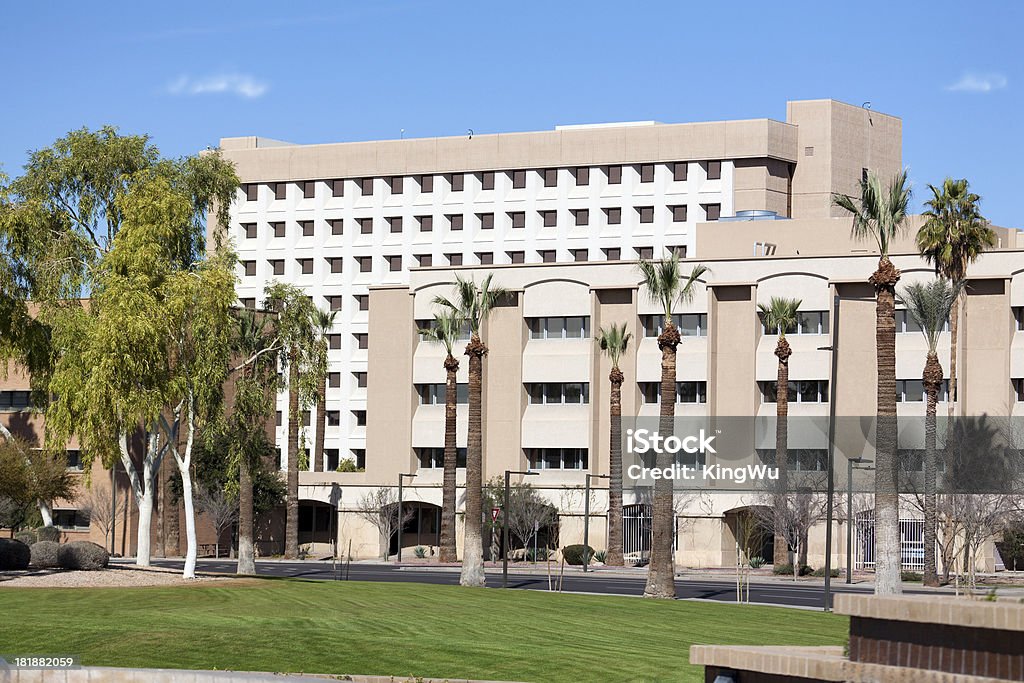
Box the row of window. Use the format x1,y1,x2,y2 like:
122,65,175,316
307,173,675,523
277,408,368,428
414,447,588,471
526,383,590,405
759,380,831,404
640,314,708,338
241,162,724,203
762,311,830,336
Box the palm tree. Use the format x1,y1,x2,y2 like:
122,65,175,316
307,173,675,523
833,169,911,595
419,308,465,564
900,279,960,587
596,322,633,567
916,178,995,418
757,296,802,567
637,253,708,599
434,273,508,587
311,309,337,473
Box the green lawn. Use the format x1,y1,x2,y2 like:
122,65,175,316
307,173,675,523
0,579,847,682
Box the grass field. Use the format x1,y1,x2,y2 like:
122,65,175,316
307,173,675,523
0,579,848,682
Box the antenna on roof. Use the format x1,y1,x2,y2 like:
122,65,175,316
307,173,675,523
467,129,473,140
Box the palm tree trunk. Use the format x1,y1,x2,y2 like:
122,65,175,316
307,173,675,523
237,451,256,574
773,339,791,566
947,296,959,418
439,354,459,563
284,346,300,559
871,256,902,595
644,323,679,599
312,375,327,473
923,351,942,586
606,366,625,567
460,335,486,587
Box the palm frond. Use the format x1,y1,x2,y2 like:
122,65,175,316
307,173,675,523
898,279,961,352
638,252,707,323
596,322,632,367
419,308,464,355
757,296,802,338
833,169,912,256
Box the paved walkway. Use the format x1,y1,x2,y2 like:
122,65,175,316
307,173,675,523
0,666,523,683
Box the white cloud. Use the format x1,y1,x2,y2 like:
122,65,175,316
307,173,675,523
945,72,1007,93
165,73,268,98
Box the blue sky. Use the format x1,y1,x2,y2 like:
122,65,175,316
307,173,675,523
2,1,1021,225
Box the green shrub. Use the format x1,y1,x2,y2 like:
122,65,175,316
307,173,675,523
57,541,109,570
812,567,840,578
35,526,61,543
30,541,60,569
336,459,361,473
901,571,923,582
593,549,607,563
773,563,813,576
14,530,37,546
0,538,31,570
748,555,765,569
562,544,594,566
413,546,427,559
527,547,552,562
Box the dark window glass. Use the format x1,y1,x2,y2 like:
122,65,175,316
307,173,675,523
301,221,314,237
481,171,495,190
574,209,589,226
271,260,285,276
672,205,688,222
573,249,588,262
543,168,557,187
360,178,373,195
638,207,654,223
330,219,343,235
448,173,464,192
419,175,434,193
358,256,372,272
388,255,402,272
510,211,526,229
574,167,590,186
605,165,622,184
639,164,655,183
360,217,373,234
388,216,403,233
478,252,493,265
706,160,722,180
606,208,621,225
673,162,688,182
479,213,494,230
328,372,341,388
273,183,287,200
418,215,433,232
448,253,463,266
331,179,344,197
327,258,343,274
302,181,316,199
243,223,257,239
355,295,369,311
604,248,620,261
417,254,432,267
541,211,557,228
328,295,343,311
508,251,525,264
272,222,285,238
389,176,404,194
245,184,258,201
511,170,527,188
328,334,342,350
243,261,256,277
449,214,464,231
703,203,721,221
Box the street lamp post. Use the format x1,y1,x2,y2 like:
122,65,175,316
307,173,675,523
846,458,874,584
583,473,609,573
820,293,841,612
396,472,415,563
503,469,538,588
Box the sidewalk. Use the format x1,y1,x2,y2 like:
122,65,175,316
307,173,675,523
0,666,524,683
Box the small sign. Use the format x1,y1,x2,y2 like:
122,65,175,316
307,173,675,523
491,507,500,523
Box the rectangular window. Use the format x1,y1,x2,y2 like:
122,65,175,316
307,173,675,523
360,178,373,195
637,246,654,260
0,391,33,411
759,380,829,404
604,247,621,261
272,222,285,238
639,381,708,404
417,253,433,267
355,333,368,350
388,216,403,233
245,184,259,202
448,214,464,231
706,160,722,180
1014,378,1024,402
573,209,589,226
508,251,525,264
447,253,463,266
641,313,708,337
673,162,688,182
239,298,255,310
573,249,588,262
328,372,341,388
528,317,590,340
511,170,527,189
359,217,373,234
300,220,314,237
327,334,342,350
354,372,367,388
416,447,468,469
542,168,558,187
605,165,622,184
480,171,495,190
243,261,256,277
509,211,526,229
541,211,557,228
387,255,402,272
417,215,433,232
526,383,590,404
243,223,257,239
419,175,434,193
302,181,316,199
331,179,345,197
53,509,91,530
416,383,469,405
270,260,285,276
327,257,343,274
357,256,372,272
352,449,366,469
326,449,340,471
526,448,588,471
605,207,621,225
447,173,464,192
325,410,340,427
638,164,655,183
353,410,366,427
1014,307,1024,331
327,295,343,311
539,250,556,263
276,410,282,427
477,252,493,265
637,206,654,223
761,310,830,336
273,183,287,200
388,176,404,194
479,213,494,230
703,203,721,221
671,205,688,222
670,245,687,259
355,295,369,311
574,167,590,186
302,410,311,427
329,219,343,235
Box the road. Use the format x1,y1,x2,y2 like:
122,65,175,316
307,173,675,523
134,559,945,609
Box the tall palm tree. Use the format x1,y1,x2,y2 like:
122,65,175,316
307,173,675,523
900,279,960,587
596,322,633,567
419,308,465,564
833,169,911,595
916,178,995,418
757,296,802,567
637,253,708,599
434,273,508,587
311,309,337,473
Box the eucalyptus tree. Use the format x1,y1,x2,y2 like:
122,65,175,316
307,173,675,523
900,278,960,586
419,308,466,564
3,127,238,568
311,309,337,473
916,178,996,417
596,322,632,567
833,169,912,595
263,282,325,559
433,273,508,587
636,253,708,599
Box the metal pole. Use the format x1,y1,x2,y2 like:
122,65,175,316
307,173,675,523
847,457,854,584
397,475,404,563
823,293,840,611
583,474,592,573
503,470,511,588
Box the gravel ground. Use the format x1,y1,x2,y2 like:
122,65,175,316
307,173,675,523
0,564,236,588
